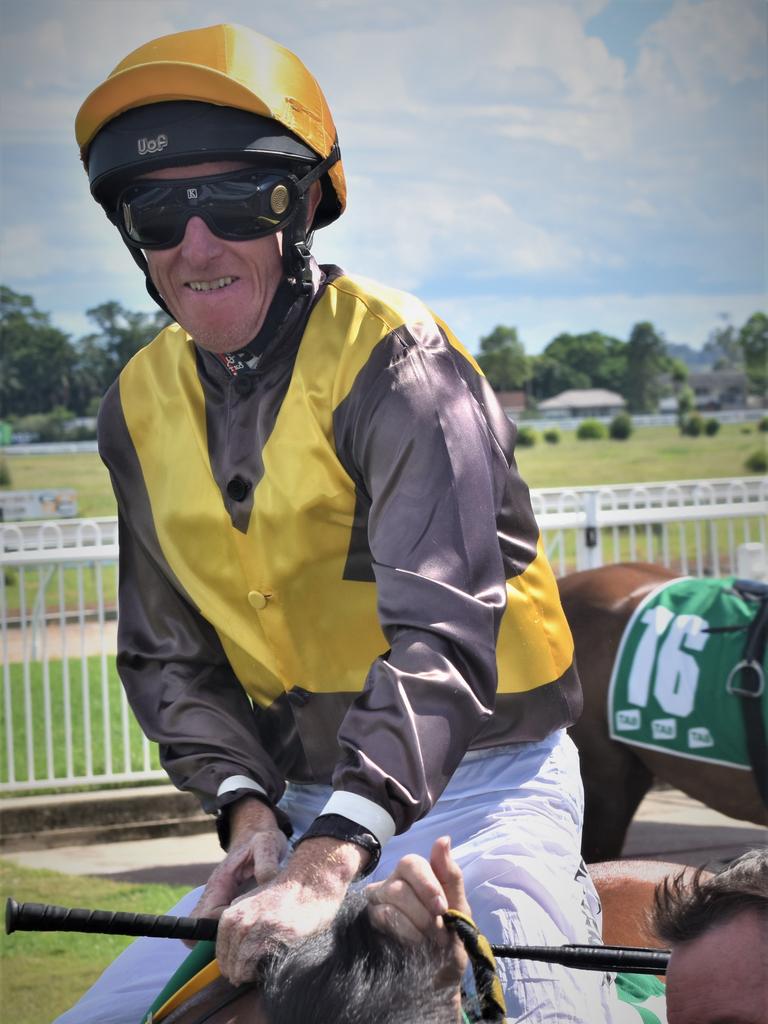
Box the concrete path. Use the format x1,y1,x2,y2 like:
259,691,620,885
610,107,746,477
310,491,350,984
4,787,765,888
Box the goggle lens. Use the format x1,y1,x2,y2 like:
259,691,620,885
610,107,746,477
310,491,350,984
117,169,298,249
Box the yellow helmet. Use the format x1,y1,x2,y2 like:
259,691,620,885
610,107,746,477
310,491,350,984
76,23,345,230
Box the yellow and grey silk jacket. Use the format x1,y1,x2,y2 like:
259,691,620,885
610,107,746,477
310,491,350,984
98,263,581,841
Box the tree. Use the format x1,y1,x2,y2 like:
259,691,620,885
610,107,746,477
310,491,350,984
476,325,530,391
71,301,171,411
738,312,767,397
0,285,76,417
530,331,626,400
703,320,743,370
676,384,695,427
624,321,669,413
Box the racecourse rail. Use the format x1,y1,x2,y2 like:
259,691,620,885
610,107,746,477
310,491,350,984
1,476,766,792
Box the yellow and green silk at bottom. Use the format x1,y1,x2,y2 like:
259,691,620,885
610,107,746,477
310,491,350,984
138,911,666,1023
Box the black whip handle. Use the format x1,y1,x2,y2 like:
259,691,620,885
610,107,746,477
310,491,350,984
6,899,669,972
5,898,218,941
490,942,669,974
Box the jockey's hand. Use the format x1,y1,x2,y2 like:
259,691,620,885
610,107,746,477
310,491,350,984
366,836,470,986
215,835,366,987
191,798,288,923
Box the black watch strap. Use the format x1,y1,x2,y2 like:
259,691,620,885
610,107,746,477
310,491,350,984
293,813,382,879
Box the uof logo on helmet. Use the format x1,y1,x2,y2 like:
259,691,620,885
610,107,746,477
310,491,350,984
137,134,169,156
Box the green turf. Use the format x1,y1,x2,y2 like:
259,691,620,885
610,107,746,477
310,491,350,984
1,657,161,786
1,424,764,515
514,421,766,488
0,859,188,1024
1,452,116,518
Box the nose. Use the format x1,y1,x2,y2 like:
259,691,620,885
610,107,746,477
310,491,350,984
178,215,225,263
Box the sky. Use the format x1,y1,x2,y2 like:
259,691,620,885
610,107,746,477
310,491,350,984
1,0,766,356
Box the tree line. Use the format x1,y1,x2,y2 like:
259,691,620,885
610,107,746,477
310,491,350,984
1,284,765,427
0,285,170,429
477,315,767,412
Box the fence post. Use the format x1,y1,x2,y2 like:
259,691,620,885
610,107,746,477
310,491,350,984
576,491,602,570
736,542,767,581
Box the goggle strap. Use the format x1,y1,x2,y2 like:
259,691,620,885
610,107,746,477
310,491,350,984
295,141,341,197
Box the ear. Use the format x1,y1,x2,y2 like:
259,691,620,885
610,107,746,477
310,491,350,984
305,180,322,230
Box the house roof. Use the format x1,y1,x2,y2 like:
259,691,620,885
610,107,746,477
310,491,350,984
494,390,526,410
537,388,626,410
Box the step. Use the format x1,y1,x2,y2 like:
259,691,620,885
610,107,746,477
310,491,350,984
0,786,210,852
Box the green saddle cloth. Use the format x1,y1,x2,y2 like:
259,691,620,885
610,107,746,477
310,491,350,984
609,576,766,768
616,972,667,1023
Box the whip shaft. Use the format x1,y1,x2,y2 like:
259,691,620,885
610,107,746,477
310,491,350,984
490,942,669,974
6,898,668,972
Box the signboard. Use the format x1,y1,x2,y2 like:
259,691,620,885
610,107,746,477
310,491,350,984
0,490,78,521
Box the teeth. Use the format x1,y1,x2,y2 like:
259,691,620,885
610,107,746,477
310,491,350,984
187,277,236,292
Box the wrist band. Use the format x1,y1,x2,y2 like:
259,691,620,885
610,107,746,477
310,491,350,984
293,813,381,879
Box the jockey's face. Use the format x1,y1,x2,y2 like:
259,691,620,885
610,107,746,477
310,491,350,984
143,161,284,355
665,908,767,1024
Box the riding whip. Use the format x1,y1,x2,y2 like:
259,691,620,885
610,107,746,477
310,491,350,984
5,897,669,973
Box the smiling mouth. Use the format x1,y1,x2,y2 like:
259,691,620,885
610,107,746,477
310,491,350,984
186,276,237,292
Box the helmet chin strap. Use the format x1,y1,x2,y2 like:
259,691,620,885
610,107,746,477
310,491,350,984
281,192,314,295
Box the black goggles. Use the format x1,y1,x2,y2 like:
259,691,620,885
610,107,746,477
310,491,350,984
116,168,302,249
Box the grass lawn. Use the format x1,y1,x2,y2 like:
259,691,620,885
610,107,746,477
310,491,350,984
514,421,766,489
1,656,161,787
0,859,188,1024
2,425,764,513
1,452,116,518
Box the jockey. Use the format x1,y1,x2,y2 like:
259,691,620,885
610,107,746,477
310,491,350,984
66,22,611,1023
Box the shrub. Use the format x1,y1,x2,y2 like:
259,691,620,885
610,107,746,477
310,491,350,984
517,426,537,447
745,449,767,473
0,458,10,486
609,412,633,440
758,416,768,432
704,418,721,436
681,413,704,437
543,429,561,445
741,426,752,434
576,419,607,440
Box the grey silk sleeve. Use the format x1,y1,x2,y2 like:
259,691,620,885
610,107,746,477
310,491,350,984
331,324,528,834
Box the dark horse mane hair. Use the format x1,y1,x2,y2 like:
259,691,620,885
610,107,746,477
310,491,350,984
258,890,461,1024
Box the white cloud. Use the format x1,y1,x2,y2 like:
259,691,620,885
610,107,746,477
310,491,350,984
638,0,766,94
313,174,590,292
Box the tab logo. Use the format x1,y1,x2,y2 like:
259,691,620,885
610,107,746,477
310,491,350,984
688,727,714,749
187,188,198,200
137,134,168,156
652,718,677,741
616,709,641,731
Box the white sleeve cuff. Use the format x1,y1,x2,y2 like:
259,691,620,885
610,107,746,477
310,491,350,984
217,775,268,799
319,791,397,847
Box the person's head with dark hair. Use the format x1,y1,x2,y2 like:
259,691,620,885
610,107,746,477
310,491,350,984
259,889,465,1024
653,848,768,1024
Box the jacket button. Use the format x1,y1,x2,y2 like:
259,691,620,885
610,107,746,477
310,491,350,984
227,476,250,502
247,590,269,610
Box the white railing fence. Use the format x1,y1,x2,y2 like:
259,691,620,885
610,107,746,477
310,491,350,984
2,477,766,793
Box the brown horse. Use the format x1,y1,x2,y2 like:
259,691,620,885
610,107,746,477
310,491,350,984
559,562,768,862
